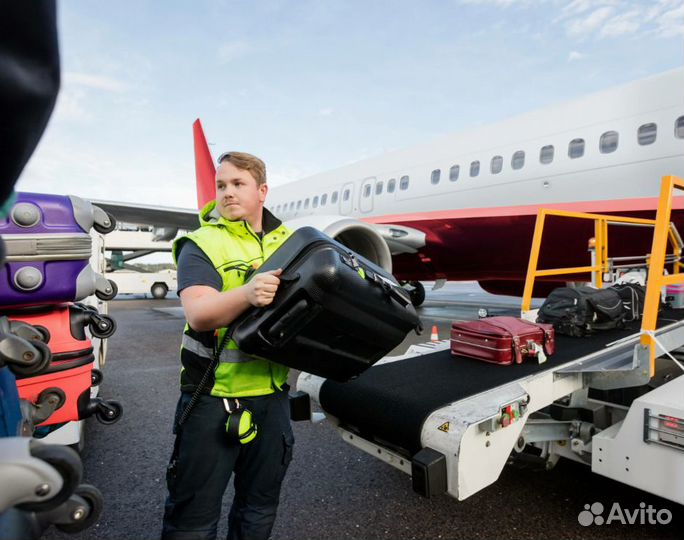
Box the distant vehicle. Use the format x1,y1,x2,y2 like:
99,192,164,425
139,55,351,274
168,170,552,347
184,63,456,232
107,269,177,299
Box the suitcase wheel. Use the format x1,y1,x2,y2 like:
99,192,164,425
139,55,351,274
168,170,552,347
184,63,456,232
93,211,117,235
94,399,123,425
37,387,67,411
16,443,82,513
89,315,116,339
95,279,118,301
8,340,52,377
55,484,104,534
91,369,104,387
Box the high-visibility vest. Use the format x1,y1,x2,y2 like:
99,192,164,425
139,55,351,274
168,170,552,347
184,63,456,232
172,201,292,398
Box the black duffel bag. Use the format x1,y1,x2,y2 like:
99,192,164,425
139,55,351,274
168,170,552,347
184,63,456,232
537,286,625,337
609,283,646,322
230,227,422,381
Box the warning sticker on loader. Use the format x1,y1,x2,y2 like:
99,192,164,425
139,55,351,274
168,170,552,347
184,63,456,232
437,422,450,433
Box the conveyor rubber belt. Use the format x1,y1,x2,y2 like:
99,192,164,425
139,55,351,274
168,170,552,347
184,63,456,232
319,310,684,456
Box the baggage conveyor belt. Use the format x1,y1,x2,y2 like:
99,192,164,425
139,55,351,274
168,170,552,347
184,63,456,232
319,309,684,456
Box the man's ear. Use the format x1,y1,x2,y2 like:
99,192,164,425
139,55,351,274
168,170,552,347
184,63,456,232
259,183,268,203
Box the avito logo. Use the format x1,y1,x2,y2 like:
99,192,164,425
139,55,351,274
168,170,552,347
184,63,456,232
578,502,673,526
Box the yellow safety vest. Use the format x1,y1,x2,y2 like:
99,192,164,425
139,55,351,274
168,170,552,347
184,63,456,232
172,201,292,397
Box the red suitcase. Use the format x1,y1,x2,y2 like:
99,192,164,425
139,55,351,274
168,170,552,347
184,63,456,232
7,304,121,426
450,316,555,365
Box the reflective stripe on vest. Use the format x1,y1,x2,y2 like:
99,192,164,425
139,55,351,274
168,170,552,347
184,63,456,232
181,334,256,364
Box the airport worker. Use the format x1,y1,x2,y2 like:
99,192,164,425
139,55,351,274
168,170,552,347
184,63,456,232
161,152,294,540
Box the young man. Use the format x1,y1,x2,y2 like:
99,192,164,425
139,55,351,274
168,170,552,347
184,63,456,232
161,152,294,540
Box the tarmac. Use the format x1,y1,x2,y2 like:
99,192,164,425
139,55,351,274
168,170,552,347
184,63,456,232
44,283,683,540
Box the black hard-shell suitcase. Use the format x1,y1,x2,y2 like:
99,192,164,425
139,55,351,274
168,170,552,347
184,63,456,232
231,227,422,381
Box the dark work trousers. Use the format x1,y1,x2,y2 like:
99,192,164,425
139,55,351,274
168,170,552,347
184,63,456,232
161,388,294,540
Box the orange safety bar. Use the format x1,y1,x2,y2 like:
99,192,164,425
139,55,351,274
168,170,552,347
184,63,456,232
640,176,684,376
521,176,684,379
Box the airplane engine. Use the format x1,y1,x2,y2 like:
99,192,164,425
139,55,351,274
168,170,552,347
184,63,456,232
282,215,393,273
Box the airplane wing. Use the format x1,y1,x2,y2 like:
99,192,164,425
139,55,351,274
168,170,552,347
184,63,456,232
89,199,198,231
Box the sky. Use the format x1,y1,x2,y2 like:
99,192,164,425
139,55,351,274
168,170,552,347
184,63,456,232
17,0,684,209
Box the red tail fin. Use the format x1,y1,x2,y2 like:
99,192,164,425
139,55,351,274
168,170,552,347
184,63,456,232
193,119,216,209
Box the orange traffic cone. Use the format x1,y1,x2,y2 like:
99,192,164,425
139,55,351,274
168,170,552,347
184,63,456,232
430,325,439,341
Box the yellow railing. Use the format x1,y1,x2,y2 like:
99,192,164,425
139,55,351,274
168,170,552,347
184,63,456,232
640,176,684,375
520,175,684,379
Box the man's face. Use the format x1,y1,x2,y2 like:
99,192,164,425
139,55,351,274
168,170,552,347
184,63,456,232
215,161,268,221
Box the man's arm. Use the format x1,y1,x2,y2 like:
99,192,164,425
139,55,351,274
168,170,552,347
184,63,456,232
180,269,282,332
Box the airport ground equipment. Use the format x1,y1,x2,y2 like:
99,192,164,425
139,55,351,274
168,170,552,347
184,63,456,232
0,192,118,307
233,226,421,382
297,176,684,504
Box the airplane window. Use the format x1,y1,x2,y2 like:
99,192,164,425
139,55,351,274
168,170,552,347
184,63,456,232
599,131,619,153
332,191,339,204
343,189,350,201
638,123,657,145
490,156,503,174
363,184,371,198
431,169,441,185
304,198,310,209
297,200,302,210
289,202,294,211
313,196,319,208
470,161,480,177
511,151,525,170
388,178,396,193
568,138,585,159
676,116,684,138
321,194,327,206
540,145,554,164
400,176,410,190
376,181,384,195
449,165,460,181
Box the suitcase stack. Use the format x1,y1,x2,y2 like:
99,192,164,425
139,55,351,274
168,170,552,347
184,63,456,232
0,193,122,431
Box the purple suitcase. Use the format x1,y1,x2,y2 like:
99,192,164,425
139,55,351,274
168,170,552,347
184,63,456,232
0,193,118,307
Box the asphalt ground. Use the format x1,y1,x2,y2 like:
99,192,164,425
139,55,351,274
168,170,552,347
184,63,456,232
44,283,683,540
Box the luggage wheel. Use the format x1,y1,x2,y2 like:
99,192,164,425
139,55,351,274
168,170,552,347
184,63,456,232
0,336,52,377
16,442,83,513
92,207,117,235
95,279,118,301
30,388,67,425
90,369,104,387
51,484,104,533
82,398,123,425
88,314,116,339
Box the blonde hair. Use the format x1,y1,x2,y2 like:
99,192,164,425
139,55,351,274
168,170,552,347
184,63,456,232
218,151,267,185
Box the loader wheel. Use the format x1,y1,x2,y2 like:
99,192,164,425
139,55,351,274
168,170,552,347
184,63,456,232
93,212,117,235
55,484,104,533
408,281,425,307
89,315,116,339
16,443,82,512
95,400,123,425
95,280,118,301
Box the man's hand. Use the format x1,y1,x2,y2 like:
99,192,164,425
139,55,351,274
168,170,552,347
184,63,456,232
244,269,282,307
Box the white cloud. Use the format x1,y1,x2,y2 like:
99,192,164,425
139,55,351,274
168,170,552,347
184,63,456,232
600,10,641,37
217,41,250,63
566,6,614,37
559,0,684,40
318,107,334,116
51,87,92,123
567,50,585,62
64,71,129,93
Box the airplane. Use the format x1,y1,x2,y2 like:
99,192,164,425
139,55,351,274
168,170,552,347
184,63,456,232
95,67,684,305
